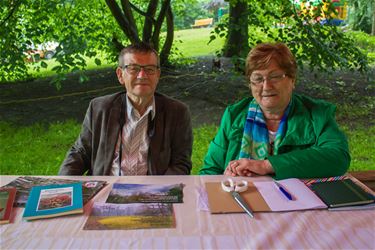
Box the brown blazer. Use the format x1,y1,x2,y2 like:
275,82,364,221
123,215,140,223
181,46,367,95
58,92,193,175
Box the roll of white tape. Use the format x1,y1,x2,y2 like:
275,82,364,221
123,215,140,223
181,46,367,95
221,178,234,192
234,180,248,192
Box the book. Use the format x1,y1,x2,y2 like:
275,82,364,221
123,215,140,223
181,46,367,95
328,202,375,211
83,202,175,230
23,182,83,220
0,187,17,224
1,176,107,207
106,183,184,204
205,178,327,214
310,179,375,208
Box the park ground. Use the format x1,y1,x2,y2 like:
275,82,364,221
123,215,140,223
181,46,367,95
0,56,374,128
0,56,374,174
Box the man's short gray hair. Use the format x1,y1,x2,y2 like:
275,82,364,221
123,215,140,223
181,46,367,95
118,42,160,67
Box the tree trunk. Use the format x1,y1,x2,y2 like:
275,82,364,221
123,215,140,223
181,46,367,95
151,0,171,51
223,0,249,57
160,5,174,65
105,0,140,44
142,0,158,43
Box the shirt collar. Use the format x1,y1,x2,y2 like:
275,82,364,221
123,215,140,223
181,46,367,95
125,95,155,120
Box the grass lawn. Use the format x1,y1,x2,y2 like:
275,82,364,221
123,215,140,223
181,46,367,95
27,28,224,79
1,28,374,176
28,53,116,79
0,121,373,175
174,28,224,57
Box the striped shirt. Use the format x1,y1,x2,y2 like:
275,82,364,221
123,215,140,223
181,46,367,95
111,96,155,176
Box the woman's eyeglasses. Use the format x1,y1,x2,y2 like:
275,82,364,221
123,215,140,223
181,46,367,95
122,64,159,75
250,73,287,86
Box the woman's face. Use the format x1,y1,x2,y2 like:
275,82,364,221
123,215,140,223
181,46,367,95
249,59,295,115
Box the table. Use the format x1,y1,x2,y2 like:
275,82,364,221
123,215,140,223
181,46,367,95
1,175,374,250
350,170,375,192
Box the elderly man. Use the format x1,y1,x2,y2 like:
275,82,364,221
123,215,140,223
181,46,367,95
59,43,193,175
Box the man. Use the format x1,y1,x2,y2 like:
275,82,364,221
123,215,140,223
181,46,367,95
59,43,193,175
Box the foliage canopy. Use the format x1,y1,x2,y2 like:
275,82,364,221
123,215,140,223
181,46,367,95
1,0,118,82
0,0,179,83
211,0,369,73
0,0,371,83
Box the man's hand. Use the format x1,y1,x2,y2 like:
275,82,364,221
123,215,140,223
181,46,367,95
224,159,274,177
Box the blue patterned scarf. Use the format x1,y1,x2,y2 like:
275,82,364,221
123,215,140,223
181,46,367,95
239,99,291,159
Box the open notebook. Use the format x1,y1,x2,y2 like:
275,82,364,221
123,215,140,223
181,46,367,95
205,178,327,213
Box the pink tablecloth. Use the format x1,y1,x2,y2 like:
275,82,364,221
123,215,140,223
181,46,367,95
1,175,374,249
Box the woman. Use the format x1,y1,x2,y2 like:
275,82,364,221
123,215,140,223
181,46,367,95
199,43,350,179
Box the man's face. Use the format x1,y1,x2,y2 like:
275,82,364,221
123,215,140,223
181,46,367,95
116,52,160,102
250,59,295,114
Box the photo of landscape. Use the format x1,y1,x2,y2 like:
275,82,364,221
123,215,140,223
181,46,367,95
106,183,184,203
83,202,175,230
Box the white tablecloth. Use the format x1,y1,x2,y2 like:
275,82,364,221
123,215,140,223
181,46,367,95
1,175,374,250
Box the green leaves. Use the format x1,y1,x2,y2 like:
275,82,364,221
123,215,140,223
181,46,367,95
0,0,118,84
40,61,48,68
209,0,370,74
94,58,102,66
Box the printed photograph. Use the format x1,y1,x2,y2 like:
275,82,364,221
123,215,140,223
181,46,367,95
106,183,184,203
37,187,73,211
83,202,175,230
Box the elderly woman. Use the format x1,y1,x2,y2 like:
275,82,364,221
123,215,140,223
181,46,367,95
199,43,350,179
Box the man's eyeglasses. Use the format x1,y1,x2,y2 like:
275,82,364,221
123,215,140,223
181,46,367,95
122,64,159,75
250,72,287,86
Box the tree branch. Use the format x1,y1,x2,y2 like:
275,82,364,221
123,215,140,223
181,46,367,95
0,0,22,27
142,0,159,43
105,0,140,43
120,0,137,31
160,5,174,65
151,0,171,50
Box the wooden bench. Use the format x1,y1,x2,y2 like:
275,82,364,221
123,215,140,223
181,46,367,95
350,170,375,192
191,18,213,28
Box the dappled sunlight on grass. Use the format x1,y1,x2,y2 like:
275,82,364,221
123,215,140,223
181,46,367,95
27,54,116,79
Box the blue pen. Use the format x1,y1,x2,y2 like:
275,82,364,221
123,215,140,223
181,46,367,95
274,181,293,200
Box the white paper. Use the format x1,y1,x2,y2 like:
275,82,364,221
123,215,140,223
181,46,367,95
253,178,327,211
196,187,210,211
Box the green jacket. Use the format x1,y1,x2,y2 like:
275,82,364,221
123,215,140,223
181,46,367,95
199,94,350,179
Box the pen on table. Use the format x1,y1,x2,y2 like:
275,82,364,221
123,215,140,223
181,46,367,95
231,191,254,218
274,181,293,201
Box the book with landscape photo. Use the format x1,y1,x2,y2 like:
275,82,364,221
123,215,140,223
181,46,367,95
106,183,184,204
0,187,17,224
83,202,175,230
23,182,83,220
1,176,107,207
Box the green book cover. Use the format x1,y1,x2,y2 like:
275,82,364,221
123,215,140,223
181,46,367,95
311,179,375,208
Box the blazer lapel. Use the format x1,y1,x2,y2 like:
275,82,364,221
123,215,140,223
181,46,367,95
149,96,164,174
102,95,123,175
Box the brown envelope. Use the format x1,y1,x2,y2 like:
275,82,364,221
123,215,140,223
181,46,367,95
205,182,271,213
